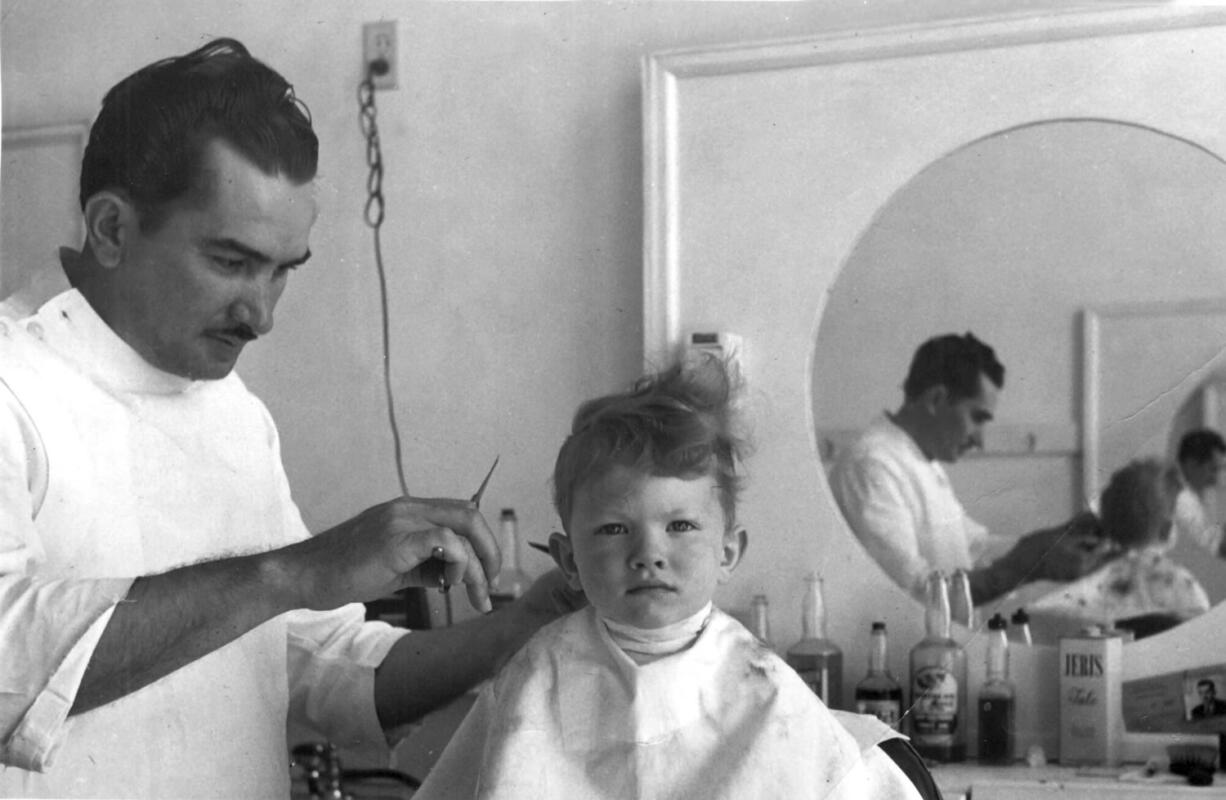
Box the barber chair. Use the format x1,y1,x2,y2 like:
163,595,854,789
879,737,945,800
291,742,420,799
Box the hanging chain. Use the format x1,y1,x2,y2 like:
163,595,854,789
358,75,385,230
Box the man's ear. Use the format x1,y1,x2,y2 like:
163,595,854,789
82,191,136,269
918,384,949,414
718,525,748,582
548,531,584,592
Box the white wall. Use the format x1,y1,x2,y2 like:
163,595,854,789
1,0,1082,632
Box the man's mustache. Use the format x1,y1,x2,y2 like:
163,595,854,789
220,324,258,342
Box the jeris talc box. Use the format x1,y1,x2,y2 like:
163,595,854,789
1059,631,1123,765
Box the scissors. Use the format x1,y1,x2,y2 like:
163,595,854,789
435,455,500,594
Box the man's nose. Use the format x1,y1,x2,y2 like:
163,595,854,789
230,278,277,335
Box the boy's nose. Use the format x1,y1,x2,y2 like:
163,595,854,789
628,531,667,571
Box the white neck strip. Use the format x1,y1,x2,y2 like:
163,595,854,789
602,603,713,665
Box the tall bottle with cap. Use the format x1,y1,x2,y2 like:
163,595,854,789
785,573,843,709
488,508,531,611
949,568,975,633
1010,608,1032,646
854,621,902,728
908,571,967,762
750,593,774,651
977,612,1016,763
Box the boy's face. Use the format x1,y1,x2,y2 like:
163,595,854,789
551,465,745,629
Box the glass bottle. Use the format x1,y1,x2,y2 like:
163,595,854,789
949,568,975,633
750,593,774,650
489,508,531,610
1010,608,1032,646
854,621,902,728
977,612,1016,763
908,571,967,762
785,574,844,709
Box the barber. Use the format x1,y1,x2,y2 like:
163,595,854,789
0,38,576,798
828,332,1113,604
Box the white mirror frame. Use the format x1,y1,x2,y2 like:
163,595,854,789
1083,299,1226,502
644,7,1226,758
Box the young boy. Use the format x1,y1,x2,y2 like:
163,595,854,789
415,359,919,799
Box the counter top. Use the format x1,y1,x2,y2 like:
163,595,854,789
931,762,1226,800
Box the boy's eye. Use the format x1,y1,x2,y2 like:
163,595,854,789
667,520,698,533
595,523,628,536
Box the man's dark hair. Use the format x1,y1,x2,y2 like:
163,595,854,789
902,332,1005,401
1178,429,1226,466
1198,678,1217,693
80,38,318,230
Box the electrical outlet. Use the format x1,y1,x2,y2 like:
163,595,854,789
363,21,397,90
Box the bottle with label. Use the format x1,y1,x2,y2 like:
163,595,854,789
854,621,902,728
908,571,967,762
977,612,1016,763
750,593,774,650
488,508,531,610
785,574,843,709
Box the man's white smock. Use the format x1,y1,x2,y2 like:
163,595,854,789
828,416,990,598
1173,486,1225,557
0,290,407,797
415,605,920,799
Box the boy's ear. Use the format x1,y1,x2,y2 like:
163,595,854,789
549,531,584,592
718,525,748,582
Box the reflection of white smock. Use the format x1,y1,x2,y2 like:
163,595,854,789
1173,486,1225,556
415,606,919,799
0,290,406,797
828,416,989,597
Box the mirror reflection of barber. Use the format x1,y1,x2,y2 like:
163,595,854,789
1174,429,1226,559
827,332,1113,605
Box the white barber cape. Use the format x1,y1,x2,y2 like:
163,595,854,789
415,606,919,799
0,289,407,798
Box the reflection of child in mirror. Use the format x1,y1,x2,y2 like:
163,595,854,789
414,356,921,799
1031,459,1209,633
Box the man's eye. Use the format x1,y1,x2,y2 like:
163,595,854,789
667,520,697,533
213,255,247,271
595,523,628,536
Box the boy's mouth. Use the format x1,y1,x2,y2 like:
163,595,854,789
627,582,676,595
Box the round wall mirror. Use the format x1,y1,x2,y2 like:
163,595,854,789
814,120,1226,639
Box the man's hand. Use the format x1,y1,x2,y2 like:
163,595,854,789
1011,511,1117,583
279,496,501,614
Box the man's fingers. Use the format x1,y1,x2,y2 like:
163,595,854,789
400,528,492,613
398,497,502,581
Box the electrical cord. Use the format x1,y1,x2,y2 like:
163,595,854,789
358,64,409,498
359,62,454,626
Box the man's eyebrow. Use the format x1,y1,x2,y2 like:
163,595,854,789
205,237,311,268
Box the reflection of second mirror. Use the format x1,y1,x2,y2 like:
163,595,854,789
814,120,1226,640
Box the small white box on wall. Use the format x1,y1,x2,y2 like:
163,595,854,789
684,331,744,383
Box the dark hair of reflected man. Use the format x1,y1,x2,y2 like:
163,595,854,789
552,355,749,530
80,37,318,231
902,331,1005,402
1178,428,1226,465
